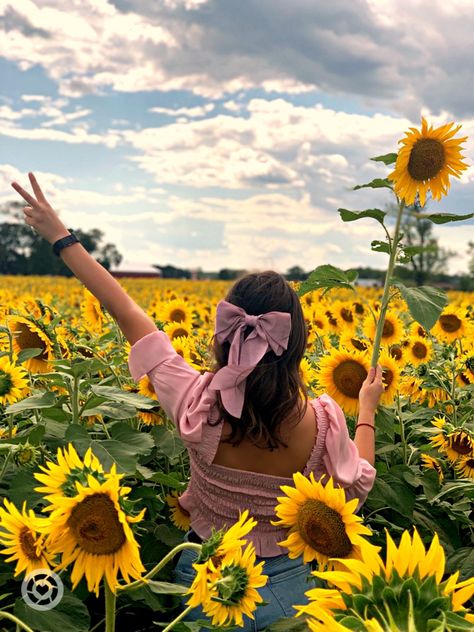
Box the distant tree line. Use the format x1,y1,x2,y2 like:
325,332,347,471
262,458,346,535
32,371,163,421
0,202,122,276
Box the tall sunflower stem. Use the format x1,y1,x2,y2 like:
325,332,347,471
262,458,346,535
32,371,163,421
451,366,458,426
396,394,407,464
117,542,202,592
104,580,116,632
0,611,35,632
370,200,405,367
162,605,194,632
71,376,80,424
8,414,14,439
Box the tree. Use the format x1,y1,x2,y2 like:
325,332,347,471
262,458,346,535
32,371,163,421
386,202,456,286
0,201,123,276
285,265,308,281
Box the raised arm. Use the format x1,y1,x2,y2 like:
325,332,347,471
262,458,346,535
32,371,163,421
11,172,157,345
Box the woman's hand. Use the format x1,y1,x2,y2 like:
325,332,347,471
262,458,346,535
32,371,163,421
358,364,384,413
11,172,70,245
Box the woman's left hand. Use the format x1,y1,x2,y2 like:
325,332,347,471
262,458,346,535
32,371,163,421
11,172,70,244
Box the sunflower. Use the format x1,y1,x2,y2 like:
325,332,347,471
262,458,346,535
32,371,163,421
272,473,376,567
34,444,105,508
406,335,433,366
316,349,370,416
171,335,193,363
0,355,30,406
420,453,444,483
297,528,474,630
378,351,401,407
455,455,474,478
6,316,56,374
331,301,357,333
432,306,471,344
81,288,105,332
193,542,267,628
165,492,191,531
338,331,371,354
388,343,407,365
444,429,474,462
409,322,428,339
163,321,192,341
0,499,54,577
363,312,404,346
456,351,474,384
388,117,468,206
398,374,424,404
42,471,146,596
159,299,193,325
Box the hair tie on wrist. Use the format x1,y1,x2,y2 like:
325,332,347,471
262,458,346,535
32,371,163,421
355,423,375,431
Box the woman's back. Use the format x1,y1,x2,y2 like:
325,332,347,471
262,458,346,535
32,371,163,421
213,403,318,478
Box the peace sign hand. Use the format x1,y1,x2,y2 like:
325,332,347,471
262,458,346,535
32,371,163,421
11,172,70,245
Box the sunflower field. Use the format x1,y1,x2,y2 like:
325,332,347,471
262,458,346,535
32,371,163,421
0,118,473,631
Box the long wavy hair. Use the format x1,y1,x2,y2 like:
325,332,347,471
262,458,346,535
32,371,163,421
210,270,308,450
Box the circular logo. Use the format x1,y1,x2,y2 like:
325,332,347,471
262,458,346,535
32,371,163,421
21,569,64,611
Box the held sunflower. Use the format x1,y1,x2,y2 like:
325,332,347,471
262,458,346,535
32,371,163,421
316,349,370,416
388,117,468,206
272,473,376,567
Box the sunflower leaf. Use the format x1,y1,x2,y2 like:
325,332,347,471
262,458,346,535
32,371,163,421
353,178,393,191
339,208,387,225
413,212,474,224
371,152,398,165
146,580,189,595
371,239,391,254
392,283,447,331
5,390,57,414
297,264,357,297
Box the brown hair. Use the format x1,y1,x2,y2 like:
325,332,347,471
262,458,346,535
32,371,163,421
211,270,308,450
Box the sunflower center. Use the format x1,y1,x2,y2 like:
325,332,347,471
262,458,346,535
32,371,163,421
67,493,126,554
382,368,394,389
439,314,462,333
353,302,364,315
19,528,42,561
382,320,395,338
341,308,353,323
0,370,13,396
314,319,324,329
459,372,470,386
13,323,49,360
297,499,352,558
412,342,427,359
449,432,473,456
325,311,338,327
333,360,367,398
464,458,474,469
169,308,186,323
466,357,474,371
351,338,368,351
390,345,403,360
408,138,445,181
171,328,189,340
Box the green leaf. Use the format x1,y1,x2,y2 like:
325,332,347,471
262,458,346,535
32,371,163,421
146,580,189,595
264,618,310,631
82,402,137,419
297,265,357,297
444,611,474,629
371,239,391,254
394,283,447,331
353,177,393,191
339,208,387,225
151,426,186,461
27,424,46,445
109,422,155,455
414,212,474,224
149,471,188,490
5,391,57,414
14,592,90,632
370,152,398,165
91,385,159,410
17,348,44,362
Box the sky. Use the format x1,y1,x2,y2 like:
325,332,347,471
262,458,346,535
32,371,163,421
1,0,474,275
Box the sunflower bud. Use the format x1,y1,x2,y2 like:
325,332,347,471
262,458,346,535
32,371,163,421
12,442,41,468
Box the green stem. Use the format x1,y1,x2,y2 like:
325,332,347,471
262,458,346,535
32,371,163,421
396,393,407,464
370,200,405,367
0,611,35,632
104,580,116,632
162,605,194,632
117,542,202,592
0,450,12,482
71,376,80,424
8,414,14,439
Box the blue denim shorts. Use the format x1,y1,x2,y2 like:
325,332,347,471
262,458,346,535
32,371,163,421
172,534,312,631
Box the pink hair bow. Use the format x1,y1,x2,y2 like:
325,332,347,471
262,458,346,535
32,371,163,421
209,300,291,418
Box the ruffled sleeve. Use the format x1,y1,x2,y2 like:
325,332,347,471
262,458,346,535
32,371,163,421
127,330,218,444
318,394,376,510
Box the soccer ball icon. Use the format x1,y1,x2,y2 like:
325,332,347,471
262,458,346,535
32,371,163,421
21,569,64,611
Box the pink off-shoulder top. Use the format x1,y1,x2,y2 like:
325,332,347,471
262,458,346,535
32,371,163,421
128,330,376,557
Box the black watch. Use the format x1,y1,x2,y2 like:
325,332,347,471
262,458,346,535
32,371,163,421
52,232,79,257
